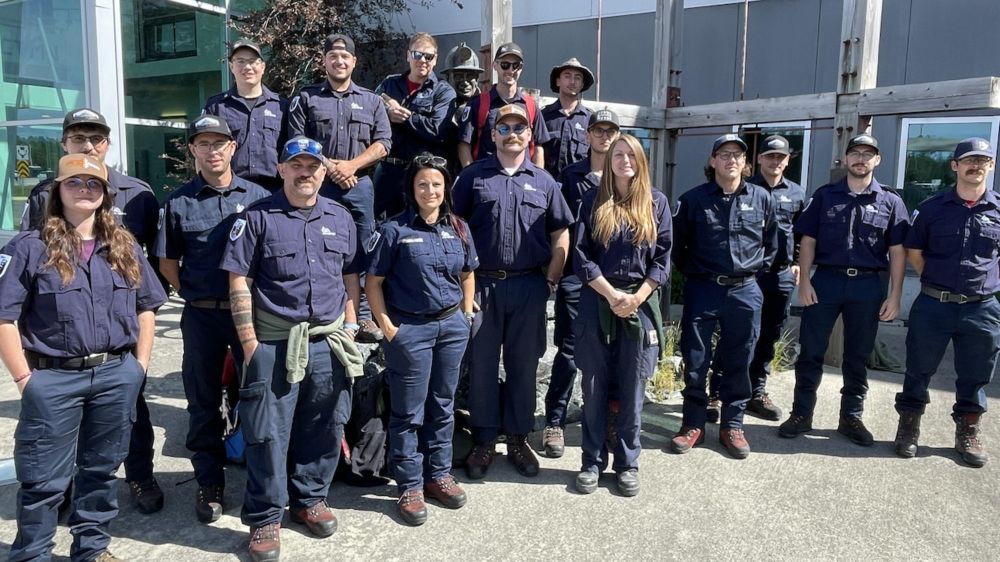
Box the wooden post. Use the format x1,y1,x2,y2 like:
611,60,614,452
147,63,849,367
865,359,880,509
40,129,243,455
825,0,882,368
481,0,512,85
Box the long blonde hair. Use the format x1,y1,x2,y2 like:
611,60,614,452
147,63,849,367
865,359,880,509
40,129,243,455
41,180,141,286
590,134,656,247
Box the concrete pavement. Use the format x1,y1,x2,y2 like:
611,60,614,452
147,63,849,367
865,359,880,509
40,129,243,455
0,299,997,561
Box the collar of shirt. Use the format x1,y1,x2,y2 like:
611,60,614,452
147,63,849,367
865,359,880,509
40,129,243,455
833,176,883,196
265,188,339,219
710,180,749,197
319,80,362,97
945,186,1000,209
490,84,525,104
404,207,452,229
749,173,787,191
482,154,536,176
191,173,249,197
397,70,439,91
224,84,279,102
542,100,589,118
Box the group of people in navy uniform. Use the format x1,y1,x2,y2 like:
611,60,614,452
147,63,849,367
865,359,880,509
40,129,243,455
0,27,996,562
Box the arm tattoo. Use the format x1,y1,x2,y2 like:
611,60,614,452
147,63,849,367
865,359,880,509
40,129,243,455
230,287,256,346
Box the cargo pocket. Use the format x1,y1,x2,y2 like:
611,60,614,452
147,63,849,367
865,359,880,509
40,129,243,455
238,382,271,444
14,421,48,483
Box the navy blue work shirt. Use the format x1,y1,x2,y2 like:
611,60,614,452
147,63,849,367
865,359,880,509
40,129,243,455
541,100,592,177
0,232,167,357
575,188,672,286
374,71,457,160
220,189,362,324
367,209,479,315
452,156,573,271
904,187,1000,296
458,86,551,160
23,168,159,250
287,80,392,163
749,173,807,268
794,178,909,270
558,156,601,275
203,85,289,190
155,174,270,301
672,180,778,277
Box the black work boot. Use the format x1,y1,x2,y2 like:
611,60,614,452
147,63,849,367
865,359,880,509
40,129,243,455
955,413,989,468
746,393,782,421
837,415,874,447
893,411,922,458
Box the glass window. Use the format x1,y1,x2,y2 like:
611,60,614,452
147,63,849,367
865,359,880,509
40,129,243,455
0,0,86,120
896,118,999,211
0,123,64,230
125,122,192,199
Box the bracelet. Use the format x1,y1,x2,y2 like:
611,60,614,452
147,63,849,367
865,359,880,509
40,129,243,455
12,372,31,383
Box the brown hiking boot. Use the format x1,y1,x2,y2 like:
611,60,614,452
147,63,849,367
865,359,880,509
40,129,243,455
289,500,338,537
424,475,467,509
955,413,988,468
397,489,428,526
670,426,704,454
465,443,496,480
95,551,125,562
894,411,922,458
542,426,565,458
248,522,280,562
506,434,540,477
719,427,751,459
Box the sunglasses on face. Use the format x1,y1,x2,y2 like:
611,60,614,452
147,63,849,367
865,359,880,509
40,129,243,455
497,61,523,71
410,50,436,62
413,155,448,167
495,123,528,136
66,134,108,146
62,177,104,191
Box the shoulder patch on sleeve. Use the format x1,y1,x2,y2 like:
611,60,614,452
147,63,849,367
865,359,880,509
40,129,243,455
910,209,919,222
672,200,682,217
366,231,382,254
802,198,813,212
0,254,11,279
230,218,247,241
460,105,471,123
289,96,301,113
157,208,165,231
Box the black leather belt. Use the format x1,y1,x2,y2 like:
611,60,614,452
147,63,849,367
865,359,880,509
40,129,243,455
476,269,538,280
28,349,130,370
383,157,409,166
391,303,460,321
921,286,990,304
697,273,754,286
189,299,231,310
817,265,882,277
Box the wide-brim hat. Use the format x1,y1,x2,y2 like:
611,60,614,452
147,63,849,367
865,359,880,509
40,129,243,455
550,58,595,93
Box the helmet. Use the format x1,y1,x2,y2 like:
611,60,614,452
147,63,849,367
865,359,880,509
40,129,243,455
443,42,484,74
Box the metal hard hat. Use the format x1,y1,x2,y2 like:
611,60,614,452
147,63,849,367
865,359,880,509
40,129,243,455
444,42,484,73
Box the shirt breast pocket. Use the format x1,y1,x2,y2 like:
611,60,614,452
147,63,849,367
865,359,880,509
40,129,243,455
860,210,890,244
929,225,962,255
350,109,374,141
736,211,765,245
695,208,726,236
110,271,137,315
181,218,217,249
442,237,466,273
819,209,850,245
400,239,432,259
263,116,281,147
34,273,85,351
975,224,1000,256
262,240,302,280
519,190,547,228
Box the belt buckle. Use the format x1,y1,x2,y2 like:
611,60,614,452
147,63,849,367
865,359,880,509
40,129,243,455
715,275,727,285
939,291,950,303
84,352,108,367
958,294,969,304
846,268,859,277
497,270,508,280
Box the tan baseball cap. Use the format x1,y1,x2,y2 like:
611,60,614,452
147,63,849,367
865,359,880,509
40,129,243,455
495,104,529,125
55,154,109,185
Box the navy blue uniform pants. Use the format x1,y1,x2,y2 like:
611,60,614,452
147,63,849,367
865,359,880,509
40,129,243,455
544,274,581,427
180,304,244,487
708,268,796,397
467,273,549,445
384,311,470,493
372,161,408,223
239,340,352,527
792,268,883,419
896,294,1000,419
575,287,658,473
11,355,144,562
123,380,154,483
321,176,374,320
680,278,762,429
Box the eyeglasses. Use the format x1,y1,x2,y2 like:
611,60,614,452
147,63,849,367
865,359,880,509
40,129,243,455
66,134,108,146
410,50,436,62
497,61,523,71
959,156,994,166
61,177,105,191
231,57,263,67
413,155,448,167
192,140,232,154
589,126,619,138
715,151,746,161
846,150,878,161
495,123,528,136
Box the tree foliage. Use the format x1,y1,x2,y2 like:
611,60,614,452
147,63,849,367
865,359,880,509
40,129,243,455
233,0,450,96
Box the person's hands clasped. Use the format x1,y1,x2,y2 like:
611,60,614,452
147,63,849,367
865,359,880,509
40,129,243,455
326,159,360,189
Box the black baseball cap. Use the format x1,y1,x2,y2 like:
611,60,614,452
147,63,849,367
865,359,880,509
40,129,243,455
953,137,995,160
759,135,792,156
229,39,262,60
712,133,748,154
588,108,620,129
63,108,111,135
188,115,233,142
323,33,355,55
846,134,879,154
494,42,523,61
